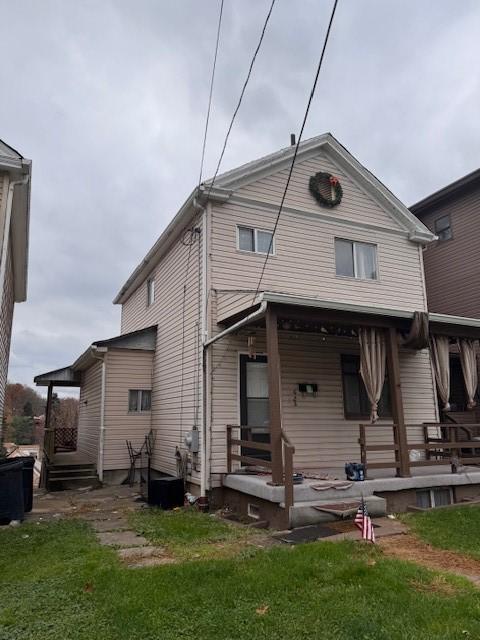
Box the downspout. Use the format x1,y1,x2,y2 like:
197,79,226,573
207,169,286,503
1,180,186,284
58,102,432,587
194,195,209,498
91,347,107,482
0,174,29,310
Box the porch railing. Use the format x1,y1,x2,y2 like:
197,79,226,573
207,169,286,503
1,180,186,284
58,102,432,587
359,422,480,477
54,427,78,453
226,425,295,511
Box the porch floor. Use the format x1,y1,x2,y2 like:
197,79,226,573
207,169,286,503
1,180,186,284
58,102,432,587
223,465,480,505
52,451,92,466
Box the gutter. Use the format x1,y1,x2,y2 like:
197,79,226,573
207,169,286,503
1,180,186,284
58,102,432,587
0,174,29,312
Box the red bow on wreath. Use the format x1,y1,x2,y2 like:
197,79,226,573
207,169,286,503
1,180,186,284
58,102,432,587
329,175,339,186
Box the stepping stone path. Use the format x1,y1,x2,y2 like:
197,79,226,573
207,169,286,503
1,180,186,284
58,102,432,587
90,511,175,568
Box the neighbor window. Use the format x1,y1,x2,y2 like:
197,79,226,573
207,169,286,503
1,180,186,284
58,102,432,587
341,355,391,419
238,226,274,254
335,239,377,280
147,277,155,306
434,214,452,241
128,389,152,412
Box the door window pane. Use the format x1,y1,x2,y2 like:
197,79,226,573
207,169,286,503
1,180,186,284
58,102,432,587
128,390,139,412
335,239,354,277
238,227,254,251
256,230,273,254
354,242,377,279
246,362,269,398
247,399,270,429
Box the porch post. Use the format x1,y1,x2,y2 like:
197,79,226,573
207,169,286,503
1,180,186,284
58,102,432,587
385,327,410,477
44,383,55,461
266,305,283,485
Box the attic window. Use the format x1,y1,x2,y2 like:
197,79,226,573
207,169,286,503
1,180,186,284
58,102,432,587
147,277,155,306
434,215,452,241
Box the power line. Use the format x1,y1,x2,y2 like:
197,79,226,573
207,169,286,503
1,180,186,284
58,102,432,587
197,0,224,190
204,0,276,199
251,0,339,304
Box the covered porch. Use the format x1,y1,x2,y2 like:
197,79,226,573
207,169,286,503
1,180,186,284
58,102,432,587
213,292,480,526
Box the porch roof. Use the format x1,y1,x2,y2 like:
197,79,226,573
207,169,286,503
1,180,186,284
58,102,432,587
34,325,157,387
220,291,480,339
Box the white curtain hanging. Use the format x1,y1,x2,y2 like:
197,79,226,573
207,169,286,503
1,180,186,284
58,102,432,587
430,335,451,411
358,327,386,423
457,338,478,409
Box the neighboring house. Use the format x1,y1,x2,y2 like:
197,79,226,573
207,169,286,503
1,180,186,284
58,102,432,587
410,168,480,318
36,134,480,527
0,140,31,432
411,170,480,417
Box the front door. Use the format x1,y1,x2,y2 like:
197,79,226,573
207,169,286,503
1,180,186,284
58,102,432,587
239,355,271,461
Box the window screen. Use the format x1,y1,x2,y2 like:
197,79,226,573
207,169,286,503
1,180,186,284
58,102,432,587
128,390,139,412
335,239,354,277
256,230,273,254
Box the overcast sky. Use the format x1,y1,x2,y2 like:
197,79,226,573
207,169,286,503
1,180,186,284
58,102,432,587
2,0,480,396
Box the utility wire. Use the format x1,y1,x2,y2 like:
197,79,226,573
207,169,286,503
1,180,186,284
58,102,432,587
197,0,224,190
204,0,276,199
251,0,339,304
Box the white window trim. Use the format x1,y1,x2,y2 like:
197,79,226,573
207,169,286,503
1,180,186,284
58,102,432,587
147,277,155,307
128,389,152,413
236,225,275,256
335,238,379,281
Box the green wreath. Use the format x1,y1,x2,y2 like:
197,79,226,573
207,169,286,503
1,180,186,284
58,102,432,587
309,172,343,208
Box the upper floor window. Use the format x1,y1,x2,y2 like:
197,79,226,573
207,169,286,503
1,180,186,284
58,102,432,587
335,239,377,280
434,214,452,241
238,226,274,255
147,277,155,306
128,389,152,412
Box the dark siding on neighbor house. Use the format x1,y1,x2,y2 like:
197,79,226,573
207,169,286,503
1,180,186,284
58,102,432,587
413,182,480,317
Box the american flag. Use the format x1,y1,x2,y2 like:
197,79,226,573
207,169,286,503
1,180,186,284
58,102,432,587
354,499,375,543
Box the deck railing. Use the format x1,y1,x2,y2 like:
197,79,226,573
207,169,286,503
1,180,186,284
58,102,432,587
226,425,295,510
359,422,480,477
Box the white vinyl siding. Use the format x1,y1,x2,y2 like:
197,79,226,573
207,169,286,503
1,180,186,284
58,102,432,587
77,361,103,464
121,215,203,480
103,349,153,471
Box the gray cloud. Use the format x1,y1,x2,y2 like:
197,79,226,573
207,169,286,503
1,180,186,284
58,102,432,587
1,0,480,393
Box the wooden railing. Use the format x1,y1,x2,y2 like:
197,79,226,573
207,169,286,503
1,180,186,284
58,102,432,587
359,422,480,477
226,425,295,510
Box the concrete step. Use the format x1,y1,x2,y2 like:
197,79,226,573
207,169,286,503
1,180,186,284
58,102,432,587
49,467,96,478
283,496,386,528
47,474,101,492
292,483,376,503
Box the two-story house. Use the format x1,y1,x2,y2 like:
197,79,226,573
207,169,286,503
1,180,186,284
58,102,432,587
0,140,31,432
411,170,480,420
36,134,480,527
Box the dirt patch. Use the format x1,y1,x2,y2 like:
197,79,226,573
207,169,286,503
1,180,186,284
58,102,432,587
379,533,480,586
409,574,460,597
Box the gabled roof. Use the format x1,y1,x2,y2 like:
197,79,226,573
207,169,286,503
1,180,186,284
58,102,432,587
34,325,157,386
114,133,435,304
410,167,480,215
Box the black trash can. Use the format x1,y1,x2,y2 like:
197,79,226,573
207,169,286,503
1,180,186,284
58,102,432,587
0,461,25,524
0,456,35,512
148,476,184,509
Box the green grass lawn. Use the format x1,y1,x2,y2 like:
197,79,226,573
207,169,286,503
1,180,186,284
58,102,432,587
128,507,263,560
403,505,480,559
2,515,480,639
